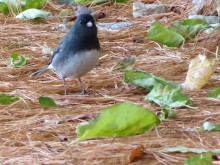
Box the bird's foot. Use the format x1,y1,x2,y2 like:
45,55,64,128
81,89,87,95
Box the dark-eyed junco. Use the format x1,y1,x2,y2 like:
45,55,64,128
31,14,100,95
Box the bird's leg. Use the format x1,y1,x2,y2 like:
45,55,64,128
78,77,86,95
63,78,67,95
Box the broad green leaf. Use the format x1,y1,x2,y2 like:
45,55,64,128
181,19,208,26
160,146,220,154
39,96,56,108
0,0,47,14
202,122,220,131
0,93,19,105
24,0,47,10
112,56,135,71
0,1,9,13
76,102,160,141
184,152,212,165
10,53,26,67
124,70,170,90
16,9,52,20
159,109,176,120
146,84,192,108
208,87,220,99
0,0,25,13
169,19,208,39
148,22,185,47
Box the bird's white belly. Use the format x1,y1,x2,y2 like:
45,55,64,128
50,49,100,78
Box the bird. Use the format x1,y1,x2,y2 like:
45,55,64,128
31,14,100,95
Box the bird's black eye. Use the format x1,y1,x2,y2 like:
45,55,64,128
80,20,83,24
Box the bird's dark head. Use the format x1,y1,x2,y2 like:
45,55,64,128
73,14,97,38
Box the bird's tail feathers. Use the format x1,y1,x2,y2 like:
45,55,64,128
30,66,49,77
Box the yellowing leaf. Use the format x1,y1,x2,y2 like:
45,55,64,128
182,54,216,90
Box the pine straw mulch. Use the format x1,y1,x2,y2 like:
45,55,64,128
0,1,220,165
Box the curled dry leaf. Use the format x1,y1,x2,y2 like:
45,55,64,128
127,145,145,163
182,54,217,90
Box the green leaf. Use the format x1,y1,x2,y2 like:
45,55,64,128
24,0,47,10
0,93,19,105
184,152,212,165
10,53,26,67
75,102,160,141
202,122,220,131
160,145,220,154
0,0,25,14
146,84,192,109
0,0,47,14
159,109,176,120
112,56,135,71
169,19,208,39
148,22,185,47
115,0,129,3
124,70,170,90
208,87,220,99
181,19,208,26
39,96,56,108
16,9,52,20
0,1,9,13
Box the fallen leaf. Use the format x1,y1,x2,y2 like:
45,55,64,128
169,19,208,39
208,87,220,99
148,22,185,47
159,109,177,120
16,9,52,20
160,146,220,154
127,145,145,163
182,54,217,90
184,152,212,165
39,96,56,108
74,102,160,141
0,93,19,105
10,53,27,67
146,84,192,109
202,122,220,131
124,70,170,90
112,56,136,71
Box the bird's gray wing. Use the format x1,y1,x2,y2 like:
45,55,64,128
50,39,64,64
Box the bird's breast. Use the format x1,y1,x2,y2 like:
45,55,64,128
52,49,100,79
